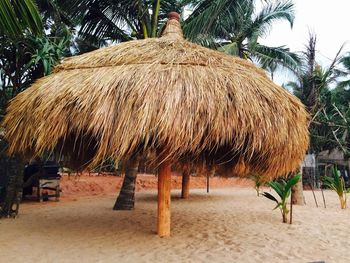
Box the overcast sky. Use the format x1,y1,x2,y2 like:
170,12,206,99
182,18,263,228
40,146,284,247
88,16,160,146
259,0,350,84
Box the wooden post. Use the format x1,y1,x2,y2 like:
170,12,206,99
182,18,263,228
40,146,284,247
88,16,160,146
310,183,318,207
181,168,190,199
207,165,215,193
157,154,172,237
290,188,293,224
206,172,210,193
321,187,326,208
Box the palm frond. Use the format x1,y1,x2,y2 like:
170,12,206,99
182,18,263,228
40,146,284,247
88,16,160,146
246,0,294,39
183,0,244,41
0,0,43,37
337,79,350,89
253,44,300,73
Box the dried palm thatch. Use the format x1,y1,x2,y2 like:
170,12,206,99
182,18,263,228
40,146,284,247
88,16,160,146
2,13,309,180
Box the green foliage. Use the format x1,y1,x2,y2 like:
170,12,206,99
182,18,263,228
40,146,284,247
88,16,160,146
322,166,349,209
0,0,43,37
286,35,344,114
262,174,300,223
309,90,350,155
184,0,300,73
61,0,185,41
0,0,71,119
62,0,300,76
337,53,350,89
0,35,68,118
286,34,350,155
30,36,68,75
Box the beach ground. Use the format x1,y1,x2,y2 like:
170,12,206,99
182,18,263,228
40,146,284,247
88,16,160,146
0,175,349,263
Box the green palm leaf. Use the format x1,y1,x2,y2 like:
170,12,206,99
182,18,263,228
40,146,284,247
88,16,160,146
268,181,284,199
262,192,279,203
285,174,301,192
247,0,294,39
253,44,301,72
0,0,43,37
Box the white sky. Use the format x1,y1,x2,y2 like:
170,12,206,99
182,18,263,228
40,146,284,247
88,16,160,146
259,0,350,84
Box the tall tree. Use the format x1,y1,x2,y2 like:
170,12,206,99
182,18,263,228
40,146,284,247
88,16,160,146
287,36,344,114
0,0,69,118
61,0,184,42
0,0,68,217
184,0,300,72
285,34,347,204
286,34,346,153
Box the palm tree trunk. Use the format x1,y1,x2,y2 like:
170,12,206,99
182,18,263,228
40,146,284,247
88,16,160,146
291,175,305,205
181,167,190,199
151,0,161,37
113,157,139,210
0,153,23,218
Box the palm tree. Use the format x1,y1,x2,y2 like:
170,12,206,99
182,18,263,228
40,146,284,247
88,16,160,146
0,1,69,118
285,34,346,204
286,35,344,115
60,0,184,42
63,0,300,72
183,0,300,72
0,0,42,116
286,34,347,154
338,53,350,89
0,0,45,217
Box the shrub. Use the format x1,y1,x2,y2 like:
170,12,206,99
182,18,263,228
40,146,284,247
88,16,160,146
262,174,301,223
322,166,349,209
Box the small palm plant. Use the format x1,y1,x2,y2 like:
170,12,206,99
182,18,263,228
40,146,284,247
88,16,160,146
252,175,263,196
323,166,348,209
262,174,301,223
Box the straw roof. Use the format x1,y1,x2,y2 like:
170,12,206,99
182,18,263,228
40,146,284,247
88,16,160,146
2,13,309,180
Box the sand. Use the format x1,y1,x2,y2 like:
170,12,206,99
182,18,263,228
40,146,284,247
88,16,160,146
58,173,253,199
1,176,350,263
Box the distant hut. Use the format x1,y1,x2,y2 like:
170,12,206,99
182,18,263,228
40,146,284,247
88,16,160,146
2,13,309,237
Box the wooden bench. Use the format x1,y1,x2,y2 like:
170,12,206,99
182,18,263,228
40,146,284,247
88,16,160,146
37,177,60,202
36,163,61,202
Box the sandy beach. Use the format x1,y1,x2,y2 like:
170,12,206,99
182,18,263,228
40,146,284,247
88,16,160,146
1,175,349,263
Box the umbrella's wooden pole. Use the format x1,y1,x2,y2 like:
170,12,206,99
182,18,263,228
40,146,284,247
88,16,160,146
157,152,172,237
181,168,190,199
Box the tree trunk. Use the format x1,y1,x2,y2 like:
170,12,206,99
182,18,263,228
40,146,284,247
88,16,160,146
181,168,190,199
207,165,215,193
291,174,305,205
0,139,23,218
113,157,139,210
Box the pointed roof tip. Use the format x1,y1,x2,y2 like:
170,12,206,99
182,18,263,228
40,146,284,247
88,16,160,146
161,12,183,40
168,12,181,21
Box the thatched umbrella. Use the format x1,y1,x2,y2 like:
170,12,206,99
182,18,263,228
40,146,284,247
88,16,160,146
2,12,309,237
